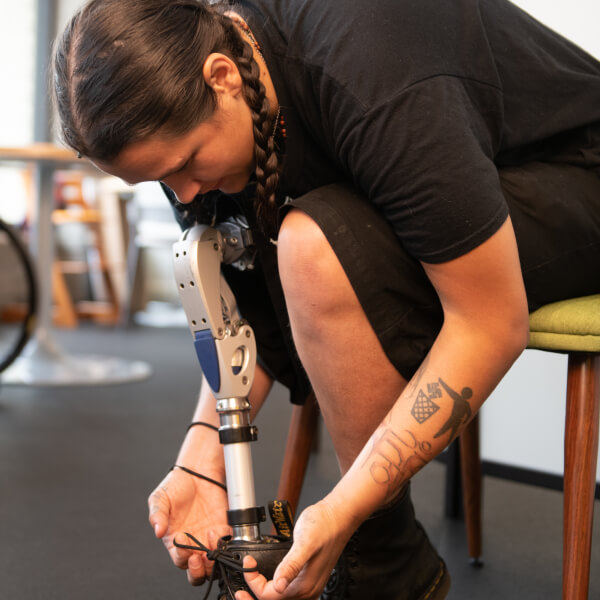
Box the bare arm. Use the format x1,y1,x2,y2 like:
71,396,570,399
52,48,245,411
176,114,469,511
330,216,530,523
242,216,530,599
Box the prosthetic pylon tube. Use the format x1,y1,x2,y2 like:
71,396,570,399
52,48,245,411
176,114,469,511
217,396,263,540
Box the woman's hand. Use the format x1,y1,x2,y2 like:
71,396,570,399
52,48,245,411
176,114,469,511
148,465,230,585
236,498,359,600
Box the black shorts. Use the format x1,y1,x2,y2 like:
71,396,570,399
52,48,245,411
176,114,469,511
281,126,600,385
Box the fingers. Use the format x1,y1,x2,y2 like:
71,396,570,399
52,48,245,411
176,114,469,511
175,530,223,585
271,544,310,594
171,533,194,569
185,530,218,583
186,552,209,586
240,554,310,600
167,532,210,586
147,485,170,538
237,557,269,600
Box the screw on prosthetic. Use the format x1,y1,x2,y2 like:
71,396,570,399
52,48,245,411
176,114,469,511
172,223,293,599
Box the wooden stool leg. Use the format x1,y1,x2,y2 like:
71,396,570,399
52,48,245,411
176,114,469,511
563,353,600,600
275,393,319,520
459,412,483,566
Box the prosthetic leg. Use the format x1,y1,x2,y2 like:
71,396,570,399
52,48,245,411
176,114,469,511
172,222,292,599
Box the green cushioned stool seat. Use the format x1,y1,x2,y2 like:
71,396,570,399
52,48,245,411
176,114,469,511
528,294,600,353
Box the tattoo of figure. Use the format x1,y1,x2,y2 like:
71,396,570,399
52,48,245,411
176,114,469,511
365,428,433,496
433,378,473,443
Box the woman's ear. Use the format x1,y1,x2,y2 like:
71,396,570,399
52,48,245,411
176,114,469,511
202,53,243,95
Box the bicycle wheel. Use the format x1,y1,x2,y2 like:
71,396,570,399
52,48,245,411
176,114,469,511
0,219,37,374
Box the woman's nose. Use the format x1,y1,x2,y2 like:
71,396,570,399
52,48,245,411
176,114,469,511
161,173,199,204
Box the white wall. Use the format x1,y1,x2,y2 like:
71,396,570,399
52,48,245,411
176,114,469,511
481,3,600,481
57,0,85,30
0,2,37,224
0,2,36,146
513,0,600,59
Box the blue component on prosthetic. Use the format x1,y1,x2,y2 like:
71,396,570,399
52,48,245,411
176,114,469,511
193,330,220,393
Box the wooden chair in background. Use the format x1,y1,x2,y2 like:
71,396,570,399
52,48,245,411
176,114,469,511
51,170,120,327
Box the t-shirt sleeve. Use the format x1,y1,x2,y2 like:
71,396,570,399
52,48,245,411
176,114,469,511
334,75,509,263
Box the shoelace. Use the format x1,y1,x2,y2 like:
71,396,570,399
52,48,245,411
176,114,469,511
174,532,259,600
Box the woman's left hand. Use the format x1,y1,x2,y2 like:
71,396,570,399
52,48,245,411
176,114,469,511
235,498,358,600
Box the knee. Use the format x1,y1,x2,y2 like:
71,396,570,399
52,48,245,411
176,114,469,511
277,209,333,298
278,209,329,286
277,209,346,323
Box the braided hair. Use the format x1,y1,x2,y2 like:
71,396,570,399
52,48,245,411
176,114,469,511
52,0,280,231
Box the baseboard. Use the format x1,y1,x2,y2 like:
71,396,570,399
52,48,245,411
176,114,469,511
481,460,600,500
435,443,600,520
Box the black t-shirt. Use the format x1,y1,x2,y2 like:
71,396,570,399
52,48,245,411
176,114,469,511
169,0,600,398
236,0,600,262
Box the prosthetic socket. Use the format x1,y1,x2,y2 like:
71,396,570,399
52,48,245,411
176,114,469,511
173,221,292,598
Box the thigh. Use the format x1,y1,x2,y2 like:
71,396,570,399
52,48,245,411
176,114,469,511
284,183,443,382
501,161,600,311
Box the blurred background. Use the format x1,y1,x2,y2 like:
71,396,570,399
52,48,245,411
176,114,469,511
0,1,598,599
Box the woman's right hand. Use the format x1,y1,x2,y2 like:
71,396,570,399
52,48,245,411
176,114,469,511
148,461,231,585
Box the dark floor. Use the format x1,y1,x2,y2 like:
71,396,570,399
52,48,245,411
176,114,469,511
0,324,598,599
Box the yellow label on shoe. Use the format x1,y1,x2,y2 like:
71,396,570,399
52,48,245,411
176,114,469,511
269,500,294,538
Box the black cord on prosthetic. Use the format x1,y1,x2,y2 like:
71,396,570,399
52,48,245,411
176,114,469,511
187,420,219,432
170,464,227,492
175,532,259,573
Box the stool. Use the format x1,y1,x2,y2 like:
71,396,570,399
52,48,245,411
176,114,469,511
527,295,599,599
461,295,600,599
275,294,600,599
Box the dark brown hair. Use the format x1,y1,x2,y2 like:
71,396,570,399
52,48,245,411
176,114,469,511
52,0,279,229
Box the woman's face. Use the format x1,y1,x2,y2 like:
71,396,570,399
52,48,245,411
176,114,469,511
94,90,256,203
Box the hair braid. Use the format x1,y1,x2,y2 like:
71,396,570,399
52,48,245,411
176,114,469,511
216,13,281,234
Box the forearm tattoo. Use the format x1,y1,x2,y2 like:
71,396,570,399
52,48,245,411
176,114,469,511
364,374,473,495
364,427,433,496
404,354,431,398
411,377,472,443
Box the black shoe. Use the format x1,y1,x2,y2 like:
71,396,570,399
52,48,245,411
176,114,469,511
214,535,293,600
321,483,450,600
